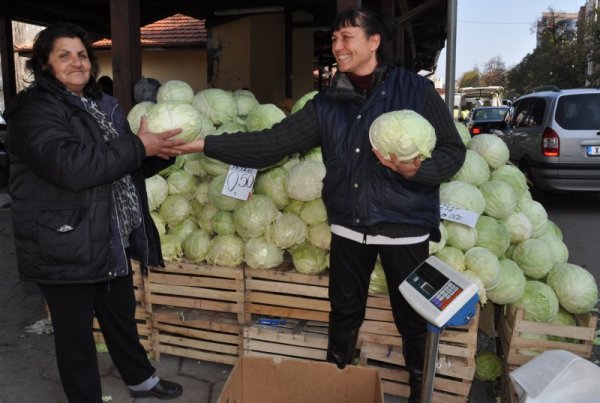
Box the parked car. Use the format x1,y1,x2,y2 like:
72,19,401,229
495,86,600,192
466,106,509,136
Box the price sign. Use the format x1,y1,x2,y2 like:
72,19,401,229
440,203,479,228
222,165,258,201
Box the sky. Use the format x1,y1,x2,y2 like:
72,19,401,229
435,0,586,85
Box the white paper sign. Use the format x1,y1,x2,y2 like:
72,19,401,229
221,165,258,201
440,203,479,228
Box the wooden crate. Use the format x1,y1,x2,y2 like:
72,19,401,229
497,305,597,367
243,317,329,361
358,294,479,403
145,260,245,322
151,306,241,365
244,266,330,323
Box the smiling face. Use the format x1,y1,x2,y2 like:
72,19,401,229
331,25,380,76
47,37,91,95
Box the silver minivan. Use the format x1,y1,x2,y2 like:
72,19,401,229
496,87,600,192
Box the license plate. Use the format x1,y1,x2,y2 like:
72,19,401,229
587,145,600,156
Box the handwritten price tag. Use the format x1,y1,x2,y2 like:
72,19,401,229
222,165,258,201
440,203,479,228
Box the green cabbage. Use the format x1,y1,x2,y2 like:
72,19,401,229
254,167,289,210
368,259,388,294
490,165,528,198
452,150,490,186
429,223,447,254
211,210,236,235
307,222,332,251
244,236,284,270
146,101,211,141
369,109,436,161
454,121,471,146
467,134,510,168
500,212,533,244
291,91,318,114
166,170,197,195
168,217,198,241
182,229,211,262
513,281,559,322
206,234,244,267
547,308,578,342
546,263,598,314
192,88,238,126
285,160,326,202
207,174,243,211
197,203,219,234
440,181,486,215
233,89,259,118
146,174,169,211
245,104,286,131
479,180,517,220
539,236,568,263
198,153,230,177
464,247,501,290
300,198,328,225
474,215,510,257
444,221,478,251
283,199,304,216
182,153,207,177
194,181,210,205
151,211,166,235
159,194,191,228
486,258,526,305
233,195,279,240
511,238,555,280
156,80,194,103
475,352,502,381
434,246,465,272
127,101,154,133
461,270,487,304
272,213,307,249
159,156,185,177
517,199,548,238
292,242,328,274
543,219,563,241
160,233,183,262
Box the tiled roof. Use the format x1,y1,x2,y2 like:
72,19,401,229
93,14,206,48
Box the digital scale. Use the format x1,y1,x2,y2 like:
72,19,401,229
399,255,480,403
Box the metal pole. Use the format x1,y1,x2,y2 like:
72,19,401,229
444,0,458,115
420,329,442,403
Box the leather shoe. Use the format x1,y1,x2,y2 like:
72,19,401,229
130,379,183,400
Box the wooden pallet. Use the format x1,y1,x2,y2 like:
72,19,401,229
145,260,245,322
358,294,479,403
497,305,597,367
242,317,329,361
244,266,330,323
151,306,241,365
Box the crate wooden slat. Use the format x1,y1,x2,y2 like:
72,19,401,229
358,294,479,402
244,267,330,323
146,260,245,322
151,307,241,365
243,318,329,361
497,305,597,367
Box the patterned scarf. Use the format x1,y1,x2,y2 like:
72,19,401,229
80,96,142,241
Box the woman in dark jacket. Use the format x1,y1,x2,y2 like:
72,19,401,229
174,8,466,402
3,23,184,402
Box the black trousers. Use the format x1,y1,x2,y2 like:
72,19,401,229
328,233,428,337
39,269,155,403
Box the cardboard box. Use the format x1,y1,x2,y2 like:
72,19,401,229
218,356,384,403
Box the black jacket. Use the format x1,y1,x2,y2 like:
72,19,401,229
3,77,170,284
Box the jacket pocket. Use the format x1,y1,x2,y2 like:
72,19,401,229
37,207,92,265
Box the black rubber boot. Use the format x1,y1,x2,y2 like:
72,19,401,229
403,332,427,403
326,328,358,369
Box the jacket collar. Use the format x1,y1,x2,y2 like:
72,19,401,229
325,63,392,102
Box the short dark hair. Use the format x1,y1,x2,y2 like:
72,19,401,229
26,22,101,97
331,7,398,63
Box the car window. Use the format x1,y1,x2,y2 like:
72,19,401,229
556,93,600,130
528,99,545,127
513,99,534,128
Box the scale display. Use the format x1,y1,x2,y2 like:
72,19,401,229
399,256,479,328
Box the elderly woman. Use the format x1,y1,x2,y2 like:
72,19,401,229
3,23,183,402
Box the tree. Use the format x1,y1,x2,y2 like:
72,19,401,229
480,56,508,87
458,67,482,88
584,8,600,86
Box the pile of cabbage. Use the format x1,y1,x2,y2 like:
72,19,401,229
133,80,328,274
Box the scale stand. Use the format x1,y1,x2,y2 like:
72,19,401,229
399,256,480,403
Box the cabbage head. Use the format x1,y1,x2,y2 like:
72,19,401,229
284,199,304,216
233,195,279,240
159,155,185,177
434,246,465,272
475,352,502,381
151,211,166,235
285,160,326,201
302,147,323,162
166,170,197,195
308,222,332,250
547,308,577,342
146,174,169,211
198,153,230,177
369,109,436,161
208,174,243,211
475,215,510,257
160,233,183,262
156,80,194,103
454,121,471,146
168,217,198,241
368,259,388,294
159,194,191,228
501,212,533,244
197,203,219,234
244,236,284,270
444,221,478,251
467,134,510,168
486,258,526,305
461,270,487,305
517,199,548,238
272,213,307,249
546,262,598,314
211,210,236,235
464,247,501,290
245,104,286,131
513,281,559,322
539,236,568,264
234,89,259,118
254,167,289,210
182,229,211,262
206,234,245,267
511,238,554,280
479,180,517,220
543,219,563,241
491,165,528,198
146,101,210,141
452,150,490,186
300,198,328,225
291,91,318,114
194,181,209,204
291,242,328,274
440,181,486,215
127,101,154,133
429,223,447,254
192,88,238,126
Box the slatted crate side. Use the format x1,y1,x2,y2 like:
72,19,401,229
244,267,330,323
497,306,597,367
242,318,329,361
93,306,153,352
146,260,245,320
151,307,241,365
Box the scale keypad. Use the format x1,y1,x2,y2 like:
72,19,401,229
430,281,462,310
